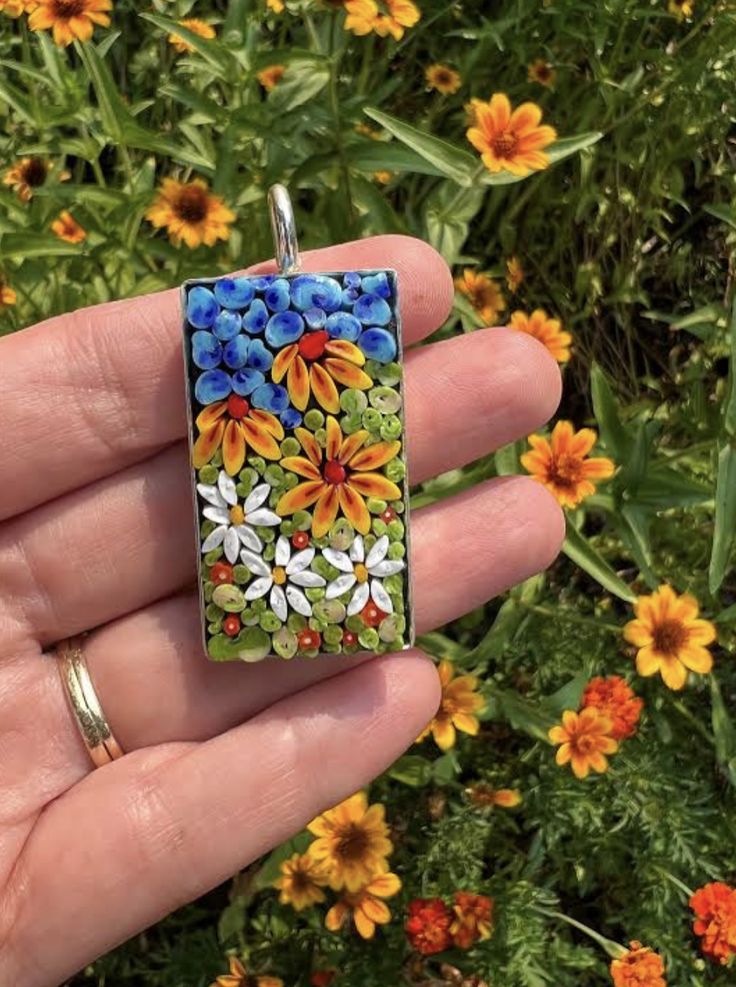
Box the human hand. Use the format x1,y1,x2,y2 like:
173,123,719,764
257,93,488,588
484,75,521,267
0,236,563,986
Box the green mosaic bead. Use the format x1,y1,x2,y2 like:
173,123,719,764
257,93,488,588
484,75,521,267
280,436,301,457
369,386,402,414
313,556,339,581
372,519,388,537
287,613,308,632
346,615,364,634
377,361,403,386
204,581,214,603
388,518,405,540
212,584,246,612
273,627,298,659
384,574,404,595
340,388,369,414
260,611,282,632
380,414,402,441
358,627,380,650
198,464,218,484
293,510,311,531
201,519,217,539
340,412,364,435
241,608,260,626
248,456,266,474
362,408,382,433
257,527,277,544
283,472,298,490
323,624,344,646
280,520,295,537
387,542,406,560
251,597,267,615
363,359,381,379
366,497,387,515
206,602,224,622
385,458,406,483
204,547,224,566
264,464,285,487
314,427,327,447
233,564,251,584
313,599,347,624
305,587,326,603
329,518,354,550
304,408,325,431
212,449,224,468
263,542,276,562
207,621,223,635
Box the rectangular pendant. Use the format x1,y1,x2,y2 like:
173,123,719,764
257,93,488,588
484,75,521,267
181,269,414,662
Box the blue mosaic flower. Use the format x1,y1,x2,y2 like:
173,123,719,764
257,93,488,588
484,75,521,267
305,307,326,330
187,286,219,329
231,368,265,396
354,292,392,326
214,277,255,310
280,407,303,429
222,335,250,370
344,271,362,290
195,369,231,404
359,327,397,363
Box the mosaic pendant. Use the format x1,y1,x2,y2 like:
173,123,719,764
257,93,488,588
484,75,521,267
181,185,414,661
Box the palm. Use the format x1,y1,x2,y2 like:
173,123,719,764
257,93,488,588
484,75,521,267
0,237,562,987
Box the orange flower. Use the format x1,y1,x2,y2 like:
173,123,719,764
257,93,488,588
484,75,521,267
425,63,462,95
466,93,556,176
146,178,234,249
610,942,666,987
373,170,393,184
276,416,401,538
3,155,69,202
168,18,216,53
344,0,420,41
0,283,17,308
508,308,571,363
273,852,329,911
528,59,556,87
416,660,486,751
505,256,523,292
465,782,522,809
272,333,371,414
450,892,493,949
581,676,643,741
521,420,615,508
325,870,401,939
405,897,454,955
624,585,716,691
210,956,283,987
454,268,505,324
267,0,284,10
668,0,693,19
29,0,112,46
51,210,86,244
0,0,36,18
257,64,286,90
193,394,284,476
690,882,736,965
307,791,392,892
548,707,618,779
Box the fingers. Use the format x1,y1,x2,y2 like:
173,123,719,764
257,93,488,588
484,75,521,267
18,475,563,789
1,655,440,987
1,328,560,646
0,236,453,522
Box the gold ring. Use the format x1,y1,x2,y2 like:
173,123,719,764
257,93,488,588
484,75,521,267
55,636,124,768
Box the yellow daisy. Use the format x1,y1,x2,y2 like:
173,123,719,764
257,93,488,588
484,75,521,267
509,309,572,363
521,421,615,508
467,93,556,176
146,178,235,249
273,852,329,911
454,268,506,324
527,59,556,87
51,210,86,244
425,64,462,95
0,283,17,308
28,0,112,46
257,64,286,91
209,956,282,987
307,791,393,892
168,18,216,53
325,870,401,939
548,708,618,779
417,659,486,751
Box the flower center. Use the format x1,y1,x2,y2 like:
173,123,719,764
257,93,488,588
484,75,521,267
227,394,250,420
492,131,519,158
652,618,688,657
547,453,584,489
290,869,312,891
574,733,599,755
229,505,245,526
51,0,86,17
336,823,370,862
272,566,287,586
354,563,369,584
298,330,329,361
323,459,347,485
22,157,48,187
174,184,209,223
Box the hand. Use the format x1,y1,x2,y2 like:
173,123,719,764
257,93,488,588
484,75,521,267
0,237,563,987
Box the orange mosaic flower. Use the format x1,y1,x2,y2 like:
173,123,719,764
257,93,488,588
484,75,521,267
168,18,216,53
271,333,371,414
548,707,618,779
610,941,666,987
581,676,643,741
146,178,235,249
450,892,494,949
466,93,556,176
51,210,86,244
521,420,615,508
193,394,284,476
28,0,112,46
344,0,420,40
325,870,401,939
465,782,522,809
210,955,283,987
624,585,717,691
690,882,736,965
454,268,506,324
509,309,572,363
505,256,524,292
416,660,486,751
425,64,462,95
528,59,556,87
258,64,286,90
277,416,401,538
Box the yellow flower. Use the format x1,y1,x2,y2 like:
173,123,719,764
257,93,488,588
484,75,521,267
355,122,383,139
28,0,112,46
168,18,216,53
193,395,284,477
467,93,556,176
277,415,401,538
505,256,523,292
3,156,50,202
624,585,716,691
454,268,506,324
146,177,235,249
267,0,284,10
210,956,283,987
0,0,37,17
325,870,401,939
51,210,86,244
0,283,17,308
520,421,615,508
509,309,572,363
527,58,556,87
307,791,393,892
417,660,486,751
273,334,372,414
257,64,286,90
548,708,618,779
373,170,393,184
274,852,329,911
344,0,420,41
668,0,693,19
425,63,462,95
465,783,522,809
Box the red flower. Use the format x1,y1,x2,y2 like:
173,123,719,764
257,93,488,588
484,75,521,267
310,972,336,987
690,882,736,964
582,675,643,740
405,897,454,955
298,628,322,652
292,531,310,550
360,602,387,628
210,561,234,585
223,615,241,637
450,892,493,949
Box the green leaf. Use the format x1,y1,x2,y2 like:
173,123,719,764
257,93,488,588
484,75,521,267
268,57,330,111
346,141,446,177
478,132,603,186
711,676,736,788
364,107,480,187
590,363,631,459
563,520,636,602
388,754,433,787
543,672,589,716
704,203,736,232
139,12,231,74
709,442,736,595
0,233,84,259
632,466,711,510
491,687,556,743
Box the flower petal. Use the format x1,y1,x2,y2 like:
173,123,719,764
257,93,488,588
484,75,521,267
275,534,291,566
327,573,358,599
325,339,366,364
277,480,326,515
313,485,341,538
660,656,688,690
280,456,322,480
286,584,313,617
222,420,246,476
196,483,227,509
370,579,393,614
272,342,298,383
339,429,369,465
348,441,401,471
347,473,402,501
240,418,281,460
244,482,271,512
339,484,371,534
250,409,284,439
235,525,262,552
217,470,238,506
370,559,405,577
224,527,240,564
290,570,326,588
239,549,271,577
295,428,323,466
201,525,226,552
322,548,354,573
350,535,365,563
323,357,373,390
202,506,230,525
287,354,310,411
244,575,272,600
325,415,343,460
347,581,370,615
270,584,288,622
193,419,226,469
365,534,389,568
310,363,340,413
286,547,316,574
247,508,281,526
194,400,227,431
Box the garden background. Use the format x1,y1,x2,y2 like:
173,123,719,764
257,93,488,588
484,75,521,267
1,0,736,984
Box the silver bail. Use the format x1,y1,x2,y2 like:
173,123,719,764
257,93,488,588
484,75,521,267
268,183,301,275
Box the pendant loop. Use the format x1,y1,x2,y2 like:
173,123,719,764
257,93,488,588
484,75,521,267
268,184,301,275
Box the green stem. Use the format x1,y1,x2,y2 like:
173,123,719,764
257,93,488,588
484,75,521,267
438,164,487,223
654,866,695,899
671,699,715,746
327,13,356,231
356,34,375,97
531,907,625,959
520,602,622,635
